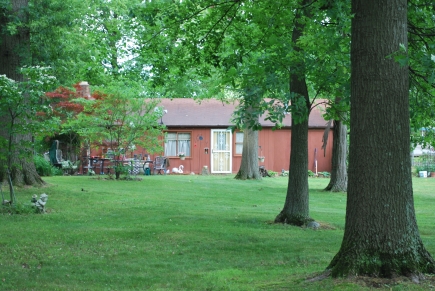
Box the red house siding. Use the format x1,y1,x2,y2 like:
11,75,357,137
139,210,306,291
89,128,332,175
146,127,332,175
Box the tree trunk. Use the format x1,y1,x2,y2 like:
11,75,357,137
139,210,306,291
0,0,44,187
235,127,261,180
324,120,347,192
274,1,312,226
275,117,310,226
328,0,435,277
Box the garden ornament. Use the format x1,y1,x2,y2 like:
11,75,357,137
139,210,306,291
35,193,48,213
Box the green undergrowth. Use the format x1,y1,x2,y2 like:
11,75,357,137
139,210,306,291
1,175,434,290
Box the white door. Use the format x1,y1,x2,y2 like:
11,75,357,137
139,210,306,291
211,129,232,173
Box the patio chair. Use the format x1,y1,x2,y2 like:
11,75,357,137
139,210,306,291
49,140,62,166
154,156,167,175
56,149,63,163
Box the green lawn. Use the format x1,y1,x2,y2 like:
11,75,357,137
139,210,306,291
1,175,435,290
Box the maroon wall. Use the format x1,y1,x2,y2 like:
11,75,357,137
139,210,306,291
89,127,333,175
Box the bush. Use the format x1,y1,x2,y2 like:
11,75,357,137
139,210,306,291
34,154,52,176
0,202,38,215
267,170,278,177
53,167,64,176
34,154,63,176
319,171,330,178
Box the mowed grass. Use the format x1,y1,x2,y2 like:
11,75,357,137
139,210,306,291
1,175,435,291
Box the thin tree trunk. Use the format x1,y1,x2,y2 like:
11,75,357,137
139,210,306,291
235,127,261,180
324,120,347,192
328,0,435,277
274,0,313,226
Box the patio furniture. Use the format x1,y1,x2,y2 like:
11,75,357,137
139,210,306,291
49,140,62,167
154,156,167,175
143,160,153,176
259,166,271,177
98,158,112,174
82,156,97,174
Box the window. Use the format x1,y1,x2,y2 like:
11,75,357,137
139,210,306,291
235,131,244,155
165,132,191,157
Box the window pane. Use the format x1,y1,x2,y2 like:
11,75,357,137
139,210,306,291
178,133,191,156
166,132,177,140
178,133,190,140
236,132,244,143
165,133,177,156
235,132,243,154
165,140,177,156
215,131,230,150
235,144,243,154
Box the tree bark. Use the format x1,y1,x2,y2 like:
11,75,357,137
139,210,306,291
234,127,261,180
328,0,435,277
275,116,310,226
324,120,348,192
0,0,44,187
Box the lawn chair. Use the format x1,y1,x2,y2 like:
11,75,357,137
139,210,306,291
49,140,62,167
154,156,167,175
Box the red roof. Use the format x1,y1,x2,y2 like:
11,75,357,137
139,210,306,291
157,98,329,128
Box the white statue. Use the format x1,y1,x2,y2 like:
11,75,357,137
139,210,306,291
172,165,184,174
33,193,48,213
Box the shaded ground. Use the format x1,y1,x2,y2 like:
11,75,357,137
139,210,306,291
307,271,435,289
296,221,435,290
342,274,435,289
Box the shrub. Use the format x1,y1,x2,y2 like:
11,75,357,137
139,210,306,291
53,167,64,176
34,154,53,176
0,202,38,215
267,170,278,177
34,154,63,176
319,171,330,178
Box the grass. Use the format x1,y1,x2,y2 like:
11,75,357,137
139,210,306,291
1,175,435,290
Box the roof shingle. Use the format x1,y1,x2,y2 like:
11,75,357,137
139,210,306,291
157,98,329,128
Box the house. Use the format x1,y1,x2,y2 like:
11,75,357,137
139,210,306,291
140,98,333,175
68,81,331,175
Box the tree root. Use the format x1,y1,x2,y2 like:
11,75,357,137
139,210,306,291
305,270,331,283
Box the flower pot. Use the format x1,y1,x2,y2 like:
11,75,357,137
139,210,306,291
258,157,265,163
179,156,185,160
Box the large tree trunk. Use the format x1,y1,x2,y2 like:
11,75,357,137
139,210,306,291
328,0,435,278
234,127,261,180
0,0,44,187
324,120,347,192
